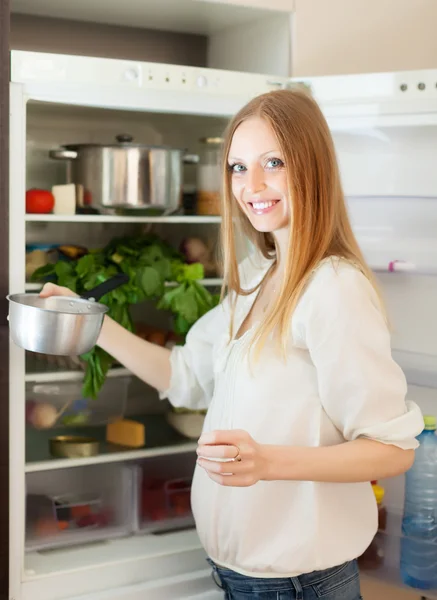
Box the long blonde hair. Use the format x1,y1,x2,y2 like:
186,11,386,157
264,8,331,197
220,87,381,355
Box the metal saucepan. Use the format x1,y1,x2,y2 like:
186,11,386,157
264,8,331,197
7,273,129,356
49,134,199,213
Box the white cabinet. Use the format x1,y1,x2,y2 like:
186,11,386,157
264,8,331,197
11,0,294,76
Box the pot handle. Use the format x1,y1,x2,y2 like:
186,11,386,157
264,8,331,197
49,149,78,160
116,134,134,143
80,273,129,301
183,154,199,165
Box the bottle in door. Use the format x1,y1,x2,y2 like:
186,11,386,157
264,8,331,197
400,415,437,590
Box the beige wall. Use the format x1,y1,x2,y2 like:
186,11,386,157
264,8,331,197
10,13,207,67
292,0,437,77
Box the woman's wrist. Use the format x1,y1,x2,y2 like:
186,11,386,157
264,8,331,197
260,444,301,482
96,314,116,350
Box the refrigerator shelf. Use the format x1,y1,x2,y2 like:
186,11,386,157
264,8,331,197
360,510,437,599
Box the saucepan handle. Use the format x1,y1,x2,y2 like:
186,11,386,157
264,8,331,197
81,273,129,301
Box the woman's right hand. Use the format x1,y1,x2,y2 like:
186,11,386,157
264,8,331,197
39,282,78,299
38,283,172,394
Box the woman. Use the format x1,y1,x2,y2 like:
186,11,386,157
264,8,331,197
41,89,423,599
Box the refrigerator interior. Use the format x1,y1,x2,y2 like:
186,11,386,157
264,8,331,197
14,79,437,597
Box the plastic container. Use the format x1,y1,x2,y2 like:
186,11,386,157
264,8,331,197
196,137,222,216
25,463,133,551
132,453,196,534
358,483,387,570
400,414,437,590
25,376,129,429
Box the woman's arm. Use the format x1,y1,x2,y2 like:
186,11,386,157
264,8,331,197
264,438,415,482
97,315,172,393
40,282,223,409
196,430,415,487
197,263,423,487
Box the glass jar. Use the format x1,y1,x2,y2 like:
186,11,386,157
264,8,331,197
196,137,223,216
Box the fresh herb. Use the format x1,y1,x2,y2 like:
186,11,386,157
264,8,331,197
31,234,220,399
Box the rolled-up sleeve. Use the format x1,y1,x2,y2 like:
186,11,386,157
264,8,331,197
303,264,424,450
159,302,227,410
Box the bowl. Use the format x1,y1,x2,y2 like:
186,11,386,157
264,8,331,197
166,411,205,440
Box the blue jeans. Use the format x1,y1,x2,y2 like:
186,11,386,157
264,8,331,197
207,558,363,600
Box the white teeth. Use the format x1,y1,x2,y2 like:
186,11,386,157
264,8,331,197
252,201,276,210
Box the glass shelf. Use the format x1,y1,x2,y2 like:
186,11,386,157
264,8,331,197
26,414,196,472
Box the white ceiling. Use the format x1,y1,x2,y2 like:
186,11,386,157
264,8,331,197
11,0,277,35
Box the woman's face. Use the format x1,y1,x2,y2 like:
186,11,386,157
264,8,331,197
228,117,290,233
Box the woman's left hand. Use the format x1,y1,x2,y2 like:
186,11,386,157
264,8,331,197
196,429,269,487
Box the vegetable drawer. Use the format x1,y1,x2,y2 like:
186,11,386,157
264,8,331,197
131,452,197,535
25,463,133,551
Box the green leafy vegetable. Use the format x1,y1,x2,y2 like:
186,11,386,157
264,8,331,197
32,233,220,399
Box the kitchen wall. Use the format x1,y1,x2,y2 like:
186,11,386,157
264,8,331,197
208,12,291,76
292,0,437,76
10,13,207,67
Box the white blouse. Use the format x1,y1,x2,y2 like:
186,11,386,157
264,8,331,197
160,255,423,578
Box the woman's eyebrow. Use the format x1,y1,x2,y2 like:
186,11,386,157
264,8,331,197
227,150,280,163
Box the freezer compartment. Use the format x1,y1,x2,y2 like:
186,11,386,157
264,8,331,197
132,452,196,534
25,376,130,429
25,463,133,551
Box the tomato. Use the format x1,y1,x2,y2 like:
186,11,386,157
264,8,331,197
26,189,55,214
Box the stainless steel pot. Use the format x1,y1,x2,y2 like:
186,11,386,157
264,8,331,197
49,134,199,213
7,274,129,356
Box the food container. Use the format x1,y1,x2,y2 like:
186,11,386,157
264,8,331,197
26,376,129,429
166,409,205,439
132,453,196,534
25,463,133,551
196,137,223,215
49,134,199,213
49,436,100,458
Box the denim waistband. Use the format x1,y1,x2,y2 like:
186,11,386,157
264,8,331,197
206,557,359,593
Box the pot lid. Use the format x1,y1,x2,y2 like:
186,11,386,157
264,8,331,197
62,134,184,151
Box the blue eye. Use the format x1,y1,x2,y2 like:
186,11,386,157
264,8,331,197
228,163,246,173
266,158,284,169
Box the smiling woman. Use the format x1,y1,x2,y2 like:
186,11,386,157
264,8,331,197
40,86,424,600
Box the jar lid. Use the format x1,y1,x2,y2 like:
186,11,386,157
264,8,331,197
199,137,224,145
372,484,385,504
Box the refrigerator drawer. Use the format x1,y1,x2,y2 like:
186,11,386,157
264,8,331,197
131,451,196,535
25,463,133,551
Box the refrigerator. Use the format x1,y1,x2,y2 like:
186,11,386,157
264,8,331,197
8,47,437,599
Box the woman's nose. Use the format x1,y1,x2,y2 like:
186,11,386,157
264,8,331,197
246,168,266,194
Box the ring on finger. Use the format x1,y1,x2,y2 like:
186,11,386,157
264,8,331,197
233,446,242,462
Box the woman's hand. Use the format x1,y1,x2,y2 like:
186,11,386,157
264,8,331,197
39,282,78,298
196,429,269,487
